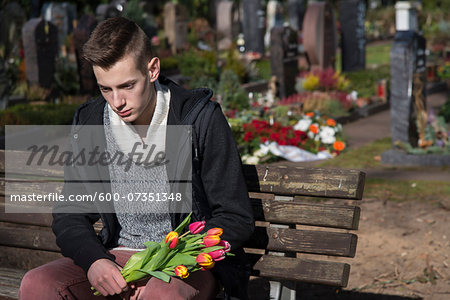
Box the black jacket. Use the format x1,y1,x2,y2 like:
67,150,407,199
52,75,255,298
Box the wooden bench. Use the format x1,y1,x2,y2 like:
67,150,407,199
0,150,365,299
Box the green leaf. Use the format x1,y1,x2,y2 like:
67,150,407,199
173,212,192,234
121,249,150,276
136,269,172,283
142,243,170,271
163,253,198,268
123,269,148,283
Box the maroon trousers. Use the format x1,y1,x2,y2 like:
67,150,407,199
19,249,219,300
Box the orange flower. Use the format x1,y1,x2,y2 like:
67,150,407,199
164,231,179,249
174,265,189,279
196,253,215,270
306,112,315,118
203,234,221,247
206,228,223,236
333,141,345,151
309,124,319,134
326,119,336,127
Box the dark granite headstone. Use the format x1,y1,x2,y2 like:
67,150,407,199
96,2,123,21
0,2,26,60
287,0,307,31
242,0,265,55
265,0,284,47
339,0,366,72
22,18,58,88
0,58,9,109
163,2,188,55
270,26,299,99
42,2,77,51
302,2,337,70
73,15,98,95
389,31,427,148
216,1,240,50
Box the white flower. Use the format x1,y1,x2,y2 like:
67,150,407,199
319,126,336,144
244,155,259,165
294,119,312,132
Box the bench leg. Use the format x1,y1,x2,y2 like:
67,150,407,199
269,280,296,300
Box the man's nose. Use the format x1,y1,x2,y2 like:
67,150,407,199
112,90,125,109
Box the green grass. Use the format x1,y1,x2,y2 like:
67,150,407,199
254,59,271,81
364,178,450,202
317,137,392,169
336,42,392,72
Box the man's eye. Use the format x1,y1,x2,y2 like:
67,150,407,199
125,84,134,89
99,87,110,92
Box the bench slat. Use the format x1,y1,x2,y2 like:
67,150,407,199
252,198,360,229
245,227,358,257
253,255,350,287
0,226,59,252
243,165,365,200
0,246,63,270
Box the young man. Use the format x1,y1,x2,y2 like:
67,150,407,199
19,17,254,300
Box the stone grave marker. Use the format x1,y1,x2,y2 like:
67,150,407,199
73,14,98,95
270,25,299,99
302,2,337,70
0,57,9,109
287,0,307,31
42,2,77,52
216,0,240,51
0,2,26,60
96,2,123,21
390,33,427,148
339,0,366,72
163,2,188,55
265,0,284,47
22,18,58,88
242,0,265,55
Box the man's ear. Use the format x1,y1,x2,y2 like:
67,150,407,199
148,57,160,82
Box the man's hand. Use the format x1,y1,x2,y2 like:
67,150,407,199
87,258,129,296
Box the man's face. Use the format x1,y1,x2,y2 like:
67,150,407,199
93,54,160,126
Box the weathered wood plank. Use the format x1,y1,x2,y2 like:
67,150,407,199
0,201,53,227
245,227,358,257
0,246,62,270
0,226,59,252
243,164,365,200
0,150,64,177
0,268,24,300
251,198,360,230
253,255,350,287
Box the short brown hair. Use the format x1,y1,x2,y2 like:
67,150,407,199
82,17,152,74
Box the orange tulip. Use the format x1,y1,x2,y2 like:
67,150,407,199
306,112,314,118
164,231,179,249
333,141,345,151
196,253,215,270
326,119,336,127
309,124,319,134
174,265,189,279
206,227,223,236
203,234,221,247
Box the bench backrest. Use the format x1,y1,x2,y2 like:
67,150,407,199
0,151,364,287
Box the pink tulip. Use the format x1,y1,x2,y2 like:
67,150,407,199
188,221,206,234
208,249,226,261
218,240,231,252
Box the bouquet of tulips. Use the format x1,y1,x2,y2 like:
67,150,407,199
92,213,231,295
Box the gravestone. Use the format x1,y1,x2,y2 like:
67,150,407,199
287,0,307,31
0,58,9,109
265,0,284,47
42,2,77,52
0,2,26,60
96,2,123,21
22,18,58,88
163,2,188,55
270,25,299,99
73,14,98,95
242,0,265,55
302,2,337,70
339,0,366,72
389,31,426,148
216,0,240,51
